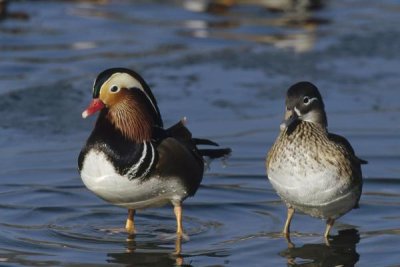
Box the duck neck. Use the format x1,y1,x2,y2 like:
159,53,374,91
301,110,328,129
107,97,154,143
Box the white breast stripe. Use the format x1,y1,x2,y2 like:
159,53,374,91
127,142,148,177
142,142,156,178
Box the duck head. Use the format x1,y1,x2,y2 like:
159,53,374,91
82,68,163,142
281,81,327,130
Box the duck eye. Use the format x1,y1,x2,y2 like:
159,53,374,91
110,85,119,93
303,96,310,104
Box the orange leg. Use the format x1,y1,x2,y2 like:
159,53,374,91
174,205,184,236
125,209,136,234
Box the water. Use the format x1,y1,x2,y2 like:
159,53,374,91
1,0,400,266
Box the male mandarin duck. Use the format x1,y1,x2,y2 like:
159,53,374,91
266,82,366,238
78,68,231,235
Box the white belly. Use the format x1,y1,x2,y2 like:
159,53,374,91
268,156,359,219
80,150,188,209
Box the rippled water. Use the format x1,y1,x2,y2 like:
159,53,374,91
1,0,400,266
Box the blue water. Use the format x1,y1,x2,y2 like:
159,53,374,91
1,0,400,266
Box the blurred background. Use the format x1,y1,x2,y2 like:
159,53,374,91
0,0,399,266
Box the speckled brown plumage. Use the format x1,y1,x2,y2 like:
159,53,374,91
267,121,362,194
266,81,365,239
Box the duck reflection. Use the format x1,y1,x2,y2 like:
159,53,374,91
184,0,323,14
107,235,190,266
182,0,329,52
0,0,29,21
280,229,360,266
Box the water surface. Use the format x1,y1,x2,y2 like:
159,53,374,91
1,0,400,266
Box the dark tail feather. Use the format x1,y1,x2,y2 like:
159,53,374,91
199,148,231,159
193,138,219,147
359,158,368,164
166,119,231,159
166,120,192,140
194,138,231,159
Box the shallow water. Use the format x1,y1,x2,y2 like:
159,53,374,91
1,0,400,266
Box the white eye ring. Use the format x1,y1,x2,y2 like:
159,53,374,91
303,96,317,105
110,85,120,93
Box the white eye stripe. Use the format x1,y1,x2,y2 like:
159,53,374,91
102,73,159,115
303,96,318,105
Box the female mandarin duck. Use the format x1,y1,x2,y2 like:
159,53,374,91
78,68,230,236
266,82,366,238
